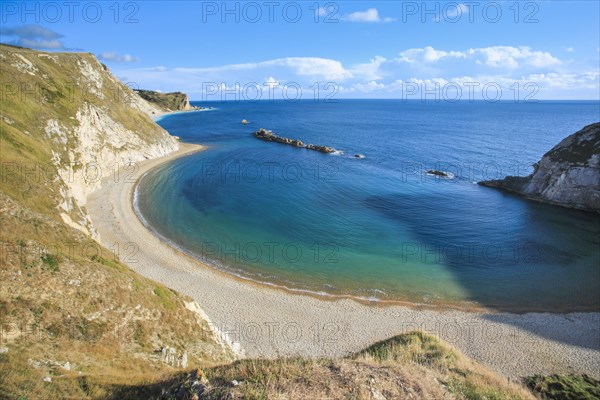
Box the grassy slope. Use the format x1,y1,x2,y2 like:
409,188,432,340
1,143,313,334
0,44,231,399
525,375,600,400
144,331,537,400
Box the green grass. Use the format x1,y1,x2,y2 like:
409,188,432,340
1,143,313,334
40,254,59,272
356,330,456,367
356,331,531,400
525,374,600,400
90,255,126,272
448,377,521,400
153,286,175,310
546,123,599,165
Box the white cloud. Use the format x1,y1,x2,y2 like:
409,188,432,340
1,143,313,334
351,56,388,80
0,24,66,50
1,25,62,39
452,3,469,16
467,46,560,69
339,72,599,99
16,38,65,50
98,52,140,63
435,3,469,22
348,80,388,93
525,72,599,89
111,56,353,98
342,8,395,23
275,57,352,80
263,76,279,88
169,57,352,81
397,46,466,63
111,46,596,100
316,7,328,17
395,46,560,70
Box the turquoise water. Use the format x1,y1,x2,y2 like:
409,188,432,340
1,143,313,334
137,100,600,312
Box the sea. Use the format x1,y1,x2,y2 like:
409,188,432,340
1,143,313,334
135,100,600,312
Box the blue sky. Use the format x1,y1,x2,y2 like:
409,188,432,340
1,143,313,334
1,1,599,100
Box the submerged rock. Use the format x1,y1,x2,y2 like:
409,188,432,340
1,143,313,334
479,122,600,213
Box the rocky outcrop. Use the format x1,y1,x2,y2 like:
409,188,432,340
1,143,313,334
306,144,336,153
134,89,200,112
479,123,600,213
427,170,451,178
158,369,210,399
254,128,336,153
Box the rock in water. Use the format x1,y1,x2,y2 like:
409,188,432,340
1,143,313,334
479,123,600,213
253,128,336,153
305,144,336,153
426,170,450,178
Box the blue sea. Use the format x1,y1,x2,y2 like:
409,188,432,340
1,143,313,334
136,100,600,312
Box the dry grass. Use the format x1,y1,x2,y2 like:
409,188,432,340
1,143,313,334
0,193,233,400
148,331,536,400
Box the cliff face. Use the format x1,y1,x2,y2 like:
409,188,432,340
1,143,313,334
0,44,179,234
134,89,194,112
480,123,600,213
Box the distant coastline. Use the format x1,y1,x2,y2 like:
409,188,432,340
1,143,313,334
152,107,216,122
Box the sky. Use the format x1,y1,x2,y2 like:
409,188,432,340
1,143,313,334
1,1,599,100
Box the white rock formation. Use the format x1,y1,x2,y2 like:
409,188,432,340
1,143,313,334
480,123,600,213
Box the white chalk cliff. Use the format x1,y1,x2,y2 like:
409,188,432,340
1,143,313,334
0,44,179,235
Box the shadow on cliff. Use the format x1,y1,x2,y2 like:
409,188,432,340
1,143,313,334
101,372,187,400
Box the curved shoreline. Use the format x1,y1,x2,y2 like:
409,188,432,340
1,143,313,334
132,172,485,313
87,142,600,379
131,148,594,315
132,174,594,313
